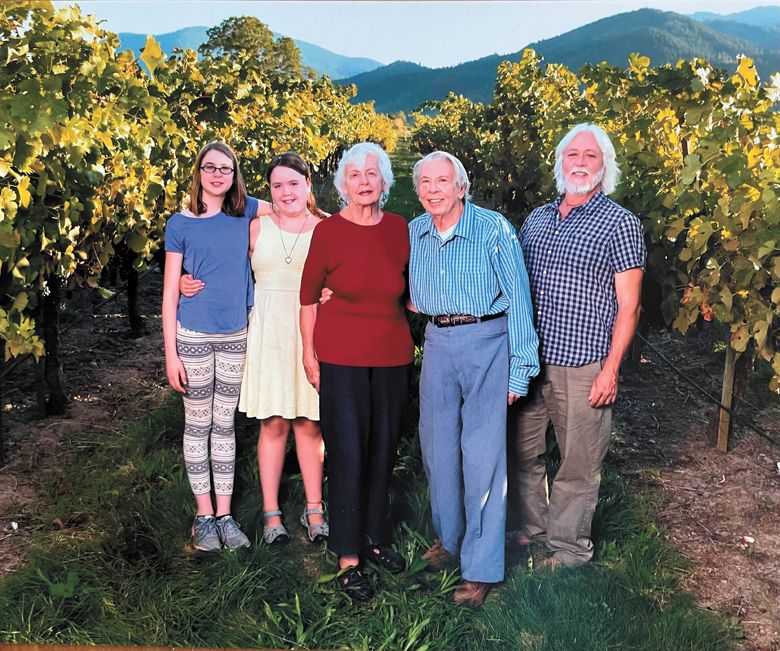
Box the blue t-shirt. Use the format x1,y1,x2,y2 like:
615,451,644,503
164,196,258,334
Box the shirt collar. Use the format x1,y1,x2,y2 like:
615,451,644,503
415,200,476,240
552,190,607,212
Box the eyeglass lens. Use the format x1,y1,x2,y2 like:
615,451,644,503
201,164,234,174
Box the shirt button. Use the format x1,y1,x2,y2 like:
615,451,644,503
540,291,544,295
547,250,552,254
555,231,559,235
543,271,547,275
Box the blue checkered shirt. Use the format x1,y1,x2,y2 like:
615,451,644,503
409,201,539,395
519,191,645,367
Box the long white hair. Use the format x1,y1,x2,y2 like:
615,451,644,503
553,123,620,195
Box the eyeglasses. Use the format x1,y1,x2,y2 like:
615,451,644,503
200,164,235,175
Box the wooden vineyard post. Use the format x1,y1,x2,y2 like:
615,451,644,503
716,346,740,453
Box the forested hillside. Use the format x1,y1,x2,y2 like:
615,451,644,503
341,8,780,112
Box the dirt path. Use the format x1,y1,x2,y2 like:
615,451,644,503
612,335,780,650
1,274,779,649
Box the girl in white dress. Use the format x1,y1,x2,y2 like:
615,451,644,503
241,153,328,544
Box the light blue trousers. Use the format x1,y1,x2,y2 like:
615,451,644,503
418,316,509,583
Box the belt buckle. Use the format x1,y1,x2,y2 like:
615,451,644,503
437,315,451,327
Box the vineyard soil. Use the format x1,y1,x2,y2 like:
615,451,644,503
0,272,778,650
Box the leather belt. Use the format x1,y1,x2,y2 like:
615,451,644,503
428,312,505,327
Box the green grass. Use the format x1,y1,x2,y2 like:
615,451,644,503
0,392,734,650
383,139,422,220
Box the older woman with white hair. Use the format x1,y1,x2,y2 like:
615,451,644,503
299,142,414,601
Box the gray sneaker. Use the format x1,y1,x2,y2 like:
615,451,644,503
192,515,221,551
216,515,251,550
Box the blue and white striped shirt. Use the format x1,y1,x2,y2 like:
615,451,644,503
519,191,645,367
409,201,540,395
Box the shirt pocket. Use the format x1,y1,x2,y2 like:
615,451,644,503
566,234,609,276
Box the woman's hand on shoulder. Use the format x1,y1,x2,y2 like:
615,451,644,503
257,200,274,216
180,274,204,297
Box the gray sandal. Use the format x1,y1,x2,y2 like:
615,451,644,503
262,510,290,545
300,501,329,543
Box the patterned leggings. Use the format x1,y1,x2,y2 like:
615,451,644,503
177,324,247,496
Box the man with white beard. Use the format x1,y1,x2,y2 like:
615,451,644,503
507,123,645,569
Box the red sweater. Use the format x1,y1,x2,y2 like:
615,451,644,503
299,212,414,367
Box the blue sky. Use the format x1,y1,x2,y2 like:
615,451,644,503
61,1,780,68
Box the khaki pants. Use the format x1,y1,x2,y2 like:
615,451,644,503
507,361,612,566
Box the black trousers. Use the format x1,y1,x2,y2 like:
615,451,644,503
319,362,411,557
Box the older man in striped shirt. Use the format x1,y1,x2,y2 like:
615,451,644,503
409,151,539,608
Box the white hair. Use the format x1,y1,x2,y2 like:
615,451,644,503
412,151,471,200
333,142,394,207
553,123,620,195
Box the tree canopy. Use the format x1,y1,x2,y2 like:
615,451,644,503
198,16,313,79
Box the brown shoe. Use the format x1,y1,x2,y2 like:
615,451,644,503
453,580,491,608
421,539,456,571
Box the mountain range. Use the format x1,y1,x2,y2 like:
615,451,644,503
689,5,780,25
340,7,780,112
115,6,780,114
116,27,383,80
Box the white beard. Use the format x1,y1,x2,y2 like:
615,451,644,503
564,167,604,195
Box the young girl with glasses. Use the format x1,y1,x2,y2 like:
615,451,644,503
162,141,271,551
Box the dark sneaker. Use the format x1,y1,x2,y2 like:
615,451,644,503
192,515,221,551
216,515,251,550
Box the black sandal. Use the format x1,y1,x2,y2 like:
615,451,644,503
364,544,405,573
337,566,374,601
